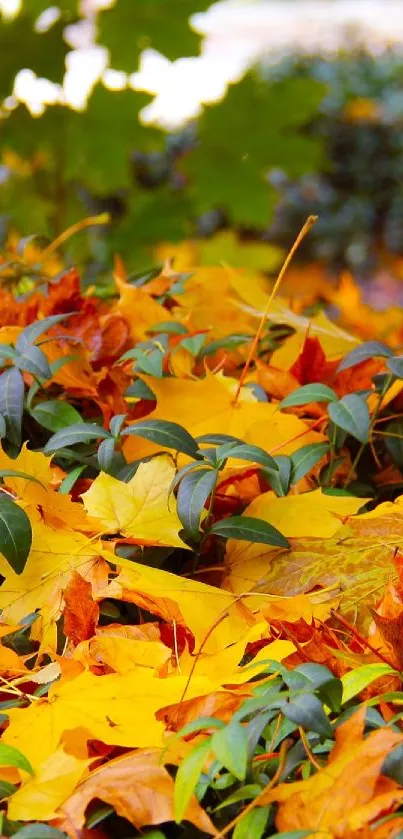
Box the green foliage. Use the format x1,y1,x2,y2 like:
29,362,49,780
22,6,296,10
184,74,325,226
0,10,68,99
97,0,213,70
0,2,327,266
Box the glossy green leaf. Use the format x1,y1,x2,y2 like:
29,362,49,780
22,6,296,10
384,418,403,467
233,806,270,839
15,344,51,380
341,663,398,704
216,442,278,471
328,394,370,444
122,419,200,459
0,368,24,446
281,383,337,408
387,356,403,379
11,826,67,839
264,455,292,497
174,738,211,823
282,694,333,738
0,742,33,775
177,467,217,538
58,465,86,495
97,438,117,474
43,423,111,453
16,313,73,353
211,720,248,780
291,442,329,484
209,515,289,547
30,400,82,432
337,341,392,372
0,496,32,574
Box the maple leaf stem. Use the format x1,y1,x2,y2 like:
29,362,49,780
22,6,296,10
40,213,110,260
232,215,318,406
298,725,323,771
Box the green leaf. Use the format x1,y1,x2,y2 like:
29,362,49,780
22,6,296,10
16,313,73,353
291,443,329,484
0,12,68,99
0,415,6,439
263,455,291,497
174,738,211,823
281,384,337,408
282,694,333,738
43,423,111,453
328,394,370,444
58,465,86,494
97,0,213,71
185,73,325,226
337,341,392,372
97,438,116,474
233,806,270,839
0,742,33,775
295,663,342,713
214,784,262,812
384,418,403,467
11,826,67,839
177,468,217,538
0,368,24,446
0,779,16,799
30,400,83,432
0,496,32,574
211,720,248,781
0,470,45,488
387,356,403,379
122,419,200,460
179,334,206,356
216,442,278,471
199,335,252,359
209,515,289,548
341,663,398,704
196,433,245,447
15,345,51,380
109,414,127,439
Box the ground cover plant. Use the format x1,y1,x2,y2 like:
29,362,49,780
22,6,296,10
0,218,402,837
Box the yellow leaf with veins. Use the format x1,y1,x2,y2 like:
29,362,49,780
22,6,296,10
102,557,256,654
122,371,324,464
0,444,96,532
0,519,107,631
115,275,172,342
81,455,188,549
7,749,90,822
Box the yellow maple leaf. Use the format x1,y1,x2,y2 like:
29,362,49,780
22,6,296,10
103,556,256,654
7,748,90,822
115,274,173,342
225,489,369,596
0,444,95,532
81,455,188,548
122,371,324,464
0,520,107,639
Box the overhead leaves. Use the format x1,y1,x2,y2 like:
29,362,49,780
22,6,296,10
97,0,213,71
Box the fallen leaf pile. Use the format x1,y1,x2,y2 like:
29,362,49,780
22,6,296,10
1,241,403,838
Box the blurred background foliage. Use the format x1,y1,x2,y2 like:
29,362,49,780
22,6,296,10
0,0,403,285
